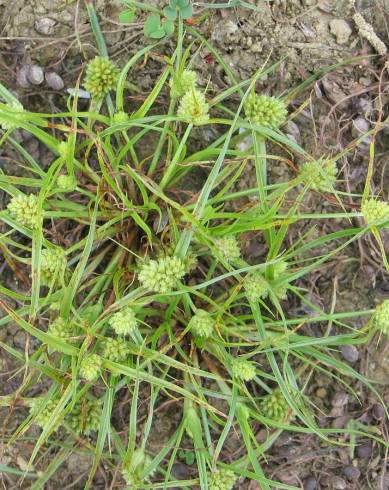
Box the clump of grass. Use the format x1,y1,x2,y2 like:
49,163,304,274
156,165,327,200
0,2,388,488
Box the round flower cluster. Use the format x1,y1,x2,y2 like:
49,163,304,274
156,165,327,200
245,93,287,128
111,111,129,125
108,307,138,336
48,316,77,340
102,337,130,362
209,468,237,490
30,398,59,429
361,199,389,226
300,159,337,192
67,397,101,435
40,247,67,286
189,309,214,339
170,69,198,98
122,448,154,486
231,358,256,382
271,260,289,300
7,194,41,229
84,56,119,99
138,256,187,294
0,101,25,130
177,88,210,125
57,174,76,192
374,300,389,336
260,390,289,422
79,353,102,382
244,274,269,303
215,236,241,263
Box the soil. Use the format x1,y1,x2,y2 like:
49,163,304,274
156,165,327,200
1,0,389,489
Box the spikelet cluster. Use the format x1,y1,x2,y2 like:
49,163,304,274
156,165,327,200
361,199,389,226
245,93,287,128
300,159,337,192
7,194,41,229
189,309,214,339
260,390,289,421
0,101,24,130
67,397,101,435
138,256,187,293
170,69,198,98
231,358,256,381
209,468,237,490
374,300,389,336
215,236,241,263
102,337,130,362
108,307,138,336
40,247,67,286
84,56,119,99
177,88,209,125
79,354,102,381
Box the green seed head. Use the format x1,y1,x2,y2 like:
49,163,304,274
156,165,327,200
244,274,269,303
122,448,154,486
57,174,77,192
30,398,60,429
374,300,389,336
7,194,41,229
0,101,24,130
40,247,67,286
170,69,198,98
209,468,237,490
260,390,289,422
231,358,256,381
80,353,102,382
177,88,210,125
189,309,214,339
108,307,138,336
84,56,119,99
361,199,389,226
245,93,287,128
215,236,241,263
111,111,129,125
48,316,78,340
138,256,187,294
102,337,130,362
300,159,337,192
67,397,101,435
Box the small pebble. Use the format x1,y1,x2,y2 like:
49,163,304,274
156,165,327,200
45,72,64,90
35,17,56,35
330,476,347,489
332,391,349,408
372,403,385,420
316,387,327,398
303,475,317,490
352,117,370,137
340,345,359,363
329,19,352,45
17,65,30,88
356,443,372,459
343,465,361,481
27,65,44,85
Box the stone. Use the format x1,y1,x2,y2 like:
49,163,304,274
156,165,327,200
27,65,44,85
45,72,64,90
330,19,352,45
35,17,56,35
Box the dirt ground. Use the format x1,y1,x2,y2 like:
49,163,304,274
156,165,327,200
1,0,389,489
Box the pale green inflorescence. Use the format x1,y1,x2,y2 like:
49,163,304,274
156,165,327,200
138,256,187,294
7,194,41,229
80,354,102,382
40,247,67,286
30,398,60,429
361,199,389,226
177,88,210,125
260,390,289,421
244,274,269,303
374,300,389,336
0,101,25,130
108,307,138,336
84,56,119,99
245,93,287,128
189,309,214,339
67,397,102,435
57,174,77,192
102,337,130,362
122,448,155,486
215,235,241,263
111,111,129,125
300,159,337,192
209,468,237,490
48,316,77,340
170,69,198,98
231,358,256,381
